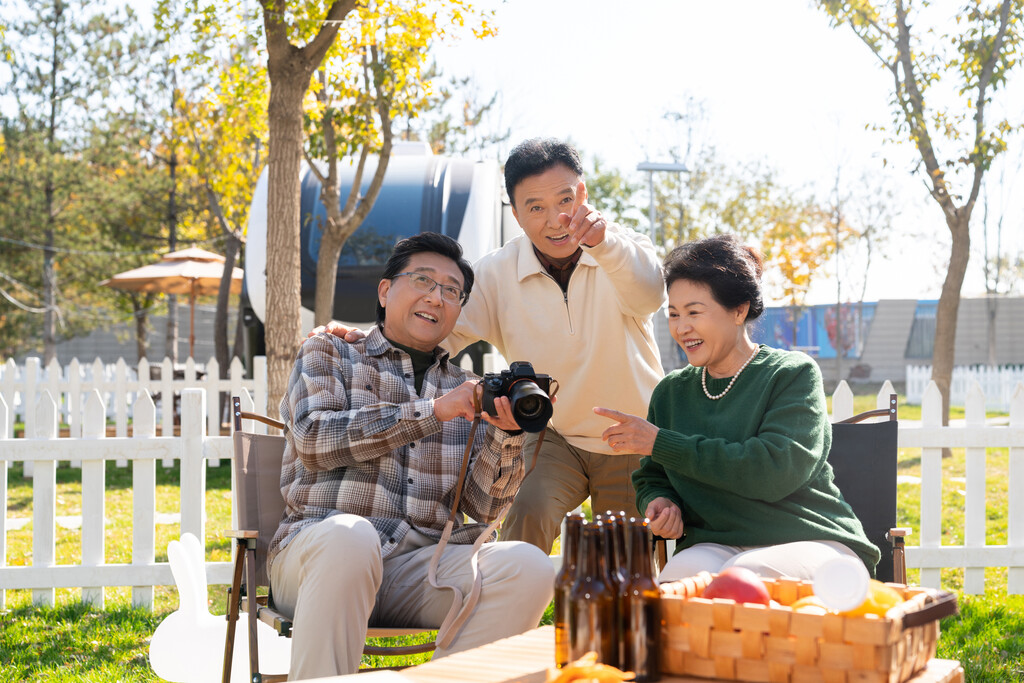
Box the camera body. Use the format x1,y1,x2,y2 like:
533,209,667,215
480,361,554,433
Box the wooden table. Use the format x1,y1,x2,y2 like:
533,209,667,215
316,626,965,683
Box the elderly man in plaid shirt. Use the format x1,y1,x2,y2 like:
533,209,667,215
267,232,554,679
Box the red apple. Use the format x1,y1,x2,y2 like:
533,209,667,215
702,567,771,605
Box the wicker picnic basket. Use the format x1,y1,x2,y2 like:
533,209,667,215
659,572,958,683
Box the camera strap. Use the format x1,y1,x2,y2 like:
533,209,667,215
429,380,557,649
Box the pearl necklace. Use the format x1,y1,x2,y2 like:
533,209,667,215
701,345,760,400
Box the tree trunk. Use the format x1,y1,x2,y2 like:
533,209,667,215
232,295,245,363
265,77,308,418
931,213,972,426
133,293,151,363
260,0,352,418
166,82,179,365
314,227,346,327
215,232,241,425
215,232,241,378
43,227,57,365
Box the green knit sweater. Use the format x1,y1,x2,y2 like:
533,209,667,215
632,345,880,574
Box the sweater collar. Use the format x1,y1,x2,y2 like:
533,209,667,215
365,325,450,364
515,235,599,283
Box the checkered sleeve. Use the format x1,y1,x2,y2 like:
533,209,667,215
458,424,527,523
284,334,442,472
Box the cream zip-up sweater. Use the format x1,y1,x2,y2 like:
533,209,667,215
444,224,666,454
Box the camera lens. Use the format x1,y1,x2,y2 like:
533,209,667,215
516,395,543,419
508,380,553,432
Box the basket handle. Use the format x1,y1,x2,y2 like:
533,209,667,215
901,590,958,628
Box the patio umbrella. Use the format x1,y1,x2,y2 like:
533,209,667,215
101,247,243,358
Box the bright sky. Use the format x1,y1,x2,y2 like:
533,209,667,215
432,0,1024,306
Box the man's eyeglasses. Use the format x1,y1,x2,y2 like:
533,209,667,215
393,272,467,305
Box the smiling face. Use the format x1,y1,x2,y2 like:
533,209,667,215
377,252,465,352
668,278,753,377
510,163,583,260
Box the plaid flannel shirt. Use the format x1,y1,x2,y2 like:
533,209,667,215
268,327,527,570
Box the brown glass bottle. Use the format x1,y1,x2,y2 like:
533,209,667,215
622,517,661,681
602,512,628,667
553,513,585,668
569,522,616,665
603,511,630,589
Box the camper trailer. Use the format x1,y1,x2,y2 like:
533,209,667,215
241,143,519,372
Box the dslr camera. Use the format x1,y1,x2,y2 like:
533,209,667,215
480,361,554,433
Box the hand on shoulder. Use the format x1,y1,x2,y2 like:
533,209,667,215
307,320,366,342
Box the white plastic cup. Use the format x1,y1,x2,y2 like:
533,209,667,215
813,556,869,612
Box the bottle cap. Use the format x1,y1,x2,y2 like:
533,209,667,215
813,556,869,612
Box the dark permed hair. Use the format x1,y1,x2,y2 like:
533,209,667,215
504,138,584,207
376,232,474,326
662,234,765,322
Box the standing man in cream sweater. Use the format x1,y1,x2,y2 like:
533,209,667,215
324,139,665,552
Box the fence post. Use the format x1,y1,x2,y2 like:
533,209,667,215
1010,383,1024,594
133,390,157,609
33,390,58,606
160,357,174,445
24,357,39,479
45,357,63,431
964,381,987,594
919,381,943,590
831,381,854,421
205,357,220,466
1,360,14,477
137,358,151,430
114,359,129,467
68,358,82,446
0,394,7,610
877,381,896,411
81,390,106,608
180,389,207,550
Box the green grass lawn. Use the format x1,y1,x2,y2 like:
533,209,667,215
3,425,1023,681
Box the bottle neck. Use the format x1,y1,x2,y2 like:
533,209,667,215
586,525,605,580
564,519,581,569
629,521,655,579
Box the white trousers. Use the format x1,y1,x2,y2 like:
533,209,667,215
269,514,554,680
657,539,861,583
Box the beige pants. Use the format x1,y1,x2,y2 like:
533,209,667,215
269,514,554,680
501,428,644,553
657,540,862,583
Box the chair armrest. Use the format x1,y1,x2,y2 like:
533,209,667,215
887,528,911,585
257,603,293,638
225,529,260,540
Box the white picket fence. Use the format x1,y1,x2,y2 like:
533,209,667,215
0,388,269,610
0,355,267,471
906,364,1024,412
833,379,1024,595
1,378,1022,612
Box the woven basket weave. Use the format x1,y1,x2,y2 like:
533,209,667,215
659,572,956,683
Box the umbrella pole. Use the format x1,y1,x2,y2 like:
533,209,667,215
189,288,196,359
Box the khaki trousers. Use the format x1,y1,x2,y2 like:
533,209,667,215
657,540,862,583
501,428,644,553
269,514,554,680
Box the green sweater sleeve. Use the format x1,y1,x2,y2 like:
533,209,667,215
649,355,830,502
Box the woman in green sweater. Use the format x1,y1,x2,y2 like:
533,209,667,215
594,234,879,581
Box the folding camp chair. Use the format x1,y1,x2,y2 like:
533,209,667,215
222,397,435,683
829,393,908,583
654,394,908,583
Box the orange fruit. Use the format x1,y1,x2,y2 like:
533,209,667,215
790,595,830,614
839,580,903,617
